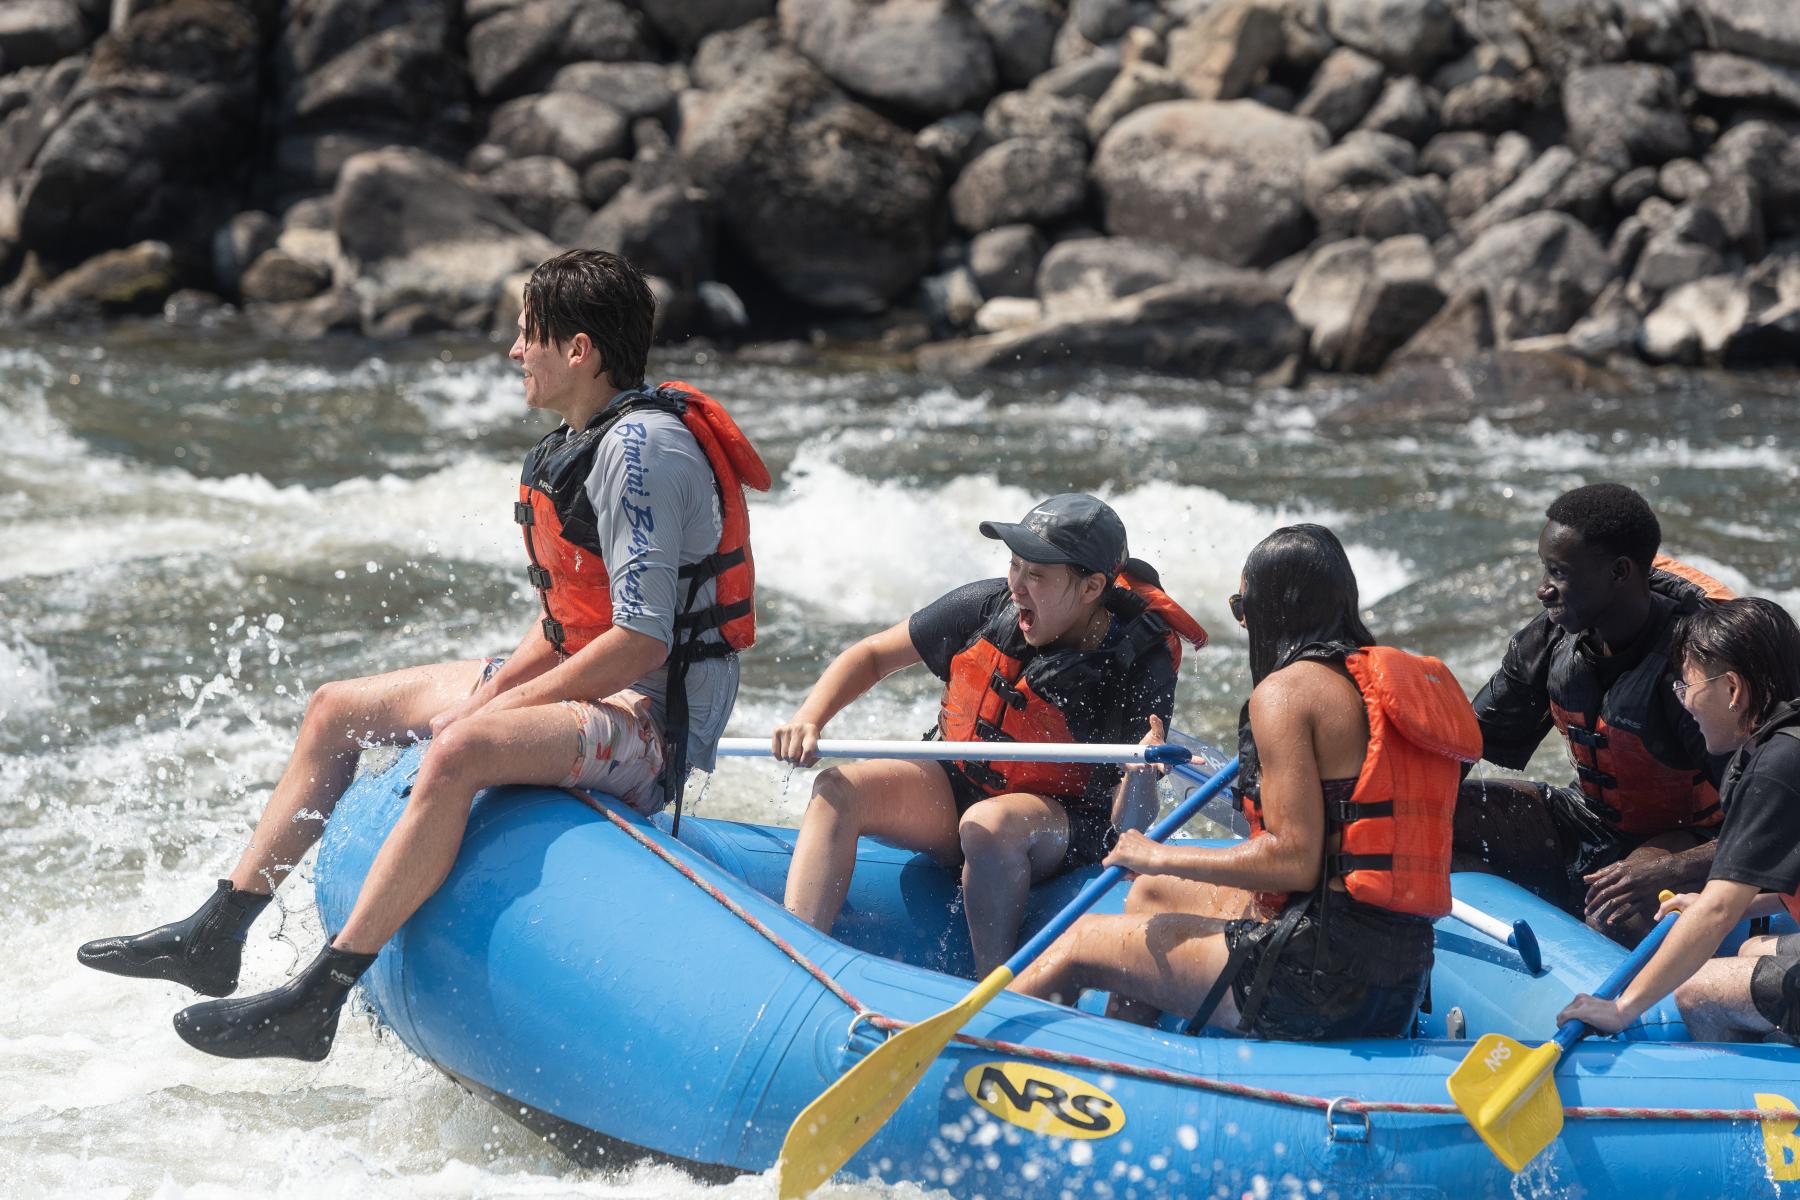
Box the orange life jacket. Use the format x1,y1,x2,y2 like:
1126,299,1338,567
514,381,771,658
1547,554,1735,835
936,564,1207,801
1242,643,1482,919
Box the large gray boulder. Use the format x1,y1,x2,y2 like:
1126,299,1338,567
1091,100,1328,267
1295,46,1387,138
477,155,587,238
582,161,715,287
332,147,557,329
779,0,998,119
1357,177,1449,241
916,275,1306,379
1561,63,1690,168
982,90,1088,145
1325,0,1458,76
15,0,263,266
1640,275,1753,365
274,0,468,158
950,137,1089,232
638,0,776,48
1691,0,1800,69
1359,76,1440,144
968,224,1046,298
1302,133,1411,237
552,62,681,121
974,0,1063,88
1450,210,1611,340
1707,120,1800,238
466,0,651,100
0,1,90,70
26,239,175,322
485,91,631,171
1690,52,1800,118
680,56,944,311
1087,62,1185,140
1035,235,1186,317
1287,235,1444,371
1165,0,1285,102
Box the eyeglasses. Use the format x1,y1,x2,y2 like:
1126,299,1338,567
1228,593,1245,624
1671,672,1729,702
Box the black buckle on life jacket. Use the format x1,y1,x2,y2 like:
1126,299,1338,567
541,617,566,647
674,598,753,633
988,671,1029,711
677,546,746,581
513,501,534,526
1574,763,1617,789
974,717,1014,743
1565,725,1608,749
959,759,1009,792
526,564,553,589
1328,852,1393,877
1327,797,1393,824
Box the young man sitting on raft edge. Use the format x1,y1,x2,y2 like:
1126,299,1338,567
771,494,1208,975
76,249,770,1061
1453,483,1734,945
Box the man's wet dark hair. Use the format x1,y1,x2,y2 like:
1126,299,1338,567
1544,483,1661,573
1671,597,1800,728
521,250,655,391
1241,524,1375,685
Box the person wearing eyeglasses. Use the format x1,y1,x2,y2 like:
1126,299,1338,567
1558,597,1800,1043
1452,483,1736,945
1014,524,1481,1041
772,495,1207,975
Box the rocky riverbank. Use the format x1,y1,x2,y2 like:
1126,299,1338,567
2,0,1798,376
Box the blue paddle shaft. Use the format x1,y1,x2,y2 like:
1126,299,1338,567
1551,907,1680,1052
1004,758,1240,975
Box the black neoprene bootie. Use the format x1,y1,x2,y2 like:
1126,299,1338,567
172,943,377,1062
77,880,271,997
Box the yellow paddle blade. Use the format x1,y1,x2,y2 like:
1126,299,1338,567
1447,1033,1566,1172
775,967,1014,1199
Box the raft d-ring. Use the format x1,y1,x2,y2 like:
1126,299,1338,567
1324,1097,1371,1144
846,1010,892,1047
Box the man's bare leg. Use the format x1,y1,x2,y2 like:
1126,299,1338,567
329,701,588,952
957,792,1070,976
1673,957,1778,1042
78,659,485,996
228,659,486,895
1014,911,1240,1030
783,759,963,931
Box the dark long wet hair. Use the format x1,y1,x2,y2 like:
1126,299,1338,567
1241,524,1375,684
1670,597,1800,727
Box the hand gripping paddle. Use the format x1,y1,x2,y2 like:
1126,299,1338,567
1447,892,1679,1171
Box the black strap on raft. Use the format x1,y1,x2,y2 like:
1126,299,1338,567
1185,891,1312,1035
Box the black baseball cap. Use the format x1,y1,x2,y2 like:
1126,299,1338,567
979,494,1127,577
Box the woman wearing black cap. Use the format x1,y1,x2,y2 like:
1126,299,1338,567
774,494,1207,974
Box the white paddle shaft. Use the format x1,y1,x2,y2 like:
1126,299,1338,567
714,737,1166,765
1449,898,1513,944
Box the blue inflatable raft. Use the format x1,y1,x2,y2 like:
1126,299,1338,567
314,746,1800,1198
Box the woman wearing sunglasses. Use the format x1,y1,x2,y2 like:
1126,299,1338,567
1014,524,1482,1040
1559,596,1800,1043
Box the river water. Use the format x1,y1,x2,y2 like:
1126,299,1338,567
1,323,1796,1197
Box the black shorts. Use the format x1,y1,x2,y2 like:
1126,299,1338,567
1452,779,1714,917
1751,952,1800,1039
1218,897,1433,1041
938,762,1115,873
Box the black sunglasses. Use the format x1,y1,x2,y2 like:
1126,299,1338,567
1228,593,1245,623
